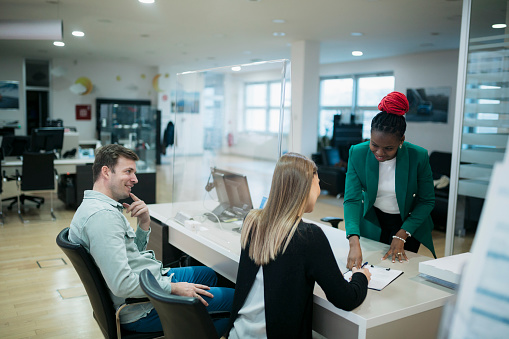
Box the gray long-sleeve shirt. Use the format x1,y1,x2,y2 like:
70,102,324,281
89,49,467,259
69,190,172,324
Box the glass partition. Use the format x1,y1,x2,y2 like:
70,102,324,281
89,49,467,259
167,60,290,228
447,0,509,255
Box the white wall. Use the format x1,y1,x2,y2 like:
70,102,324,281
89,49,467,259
320,49,459,154
0,56,26,134
51,58,158,140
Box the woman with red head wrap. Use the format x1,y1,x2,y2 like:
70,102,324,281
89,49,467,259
343,91,436,269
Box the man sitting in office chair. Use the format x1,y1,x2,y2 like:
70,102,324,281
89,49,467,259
68,144,234,335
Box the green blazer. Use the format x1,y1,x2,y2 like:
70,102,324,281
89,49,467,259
343,141,436,258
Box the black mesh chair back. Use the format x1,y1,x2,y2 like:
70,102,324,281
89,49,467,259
21,152,55,191
56,228,162,339
322,146,341,166
139,269,219,339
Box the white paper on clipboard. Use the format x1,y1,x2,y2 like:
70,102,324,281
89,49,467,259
344,264,403,291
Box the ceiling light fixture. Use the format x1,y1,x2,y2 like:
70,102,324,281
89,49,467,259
272,19,285,24
231,66,241,72
352,51,363,56
53,41,65,47
72,30,84,37
139,0,155,3
273,32,285,37
351,32,363,36
492,23,507,29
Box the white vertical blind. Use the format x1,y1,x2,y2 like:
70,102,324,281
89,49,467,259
458,35,509,199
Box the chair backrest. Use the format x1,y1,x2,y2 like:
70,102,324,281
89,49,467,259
139,269,218,339
21,151,55,191
56,228,118,339
429,151,452,177
322,146,341,167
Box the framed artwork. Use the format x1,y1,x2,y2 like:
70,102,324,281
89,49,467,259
171,90,200,113
0,80,20,110
406,87,451,123
76,104,92,120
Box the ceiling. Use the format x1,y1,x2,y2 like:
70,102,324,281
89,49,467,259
0,0,498,72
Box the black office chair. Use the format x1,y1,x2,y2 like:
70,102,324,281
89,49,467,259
317,146,347,197
0,161,4,225
10,152,58,223
56,228,164,339
139,269,229,339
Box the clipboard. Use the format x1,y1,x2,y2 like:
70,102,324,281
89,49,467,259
343,264,404,291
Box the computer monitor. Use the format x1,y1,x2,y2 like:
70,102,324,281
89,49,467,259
210,167,253,219
1,135,31,159
31,127,65,153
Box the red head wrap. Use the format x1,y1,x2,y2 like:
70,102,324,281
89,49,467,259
377,91,409,116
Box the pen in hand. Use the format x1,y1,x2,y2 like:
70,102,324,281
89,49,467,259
360,262,368,269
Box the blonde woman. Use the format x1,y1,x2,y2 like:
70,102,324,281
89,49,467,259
224,153,370,339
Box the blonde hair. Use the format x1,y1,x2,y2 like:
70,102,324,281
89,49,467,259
240,152,317,265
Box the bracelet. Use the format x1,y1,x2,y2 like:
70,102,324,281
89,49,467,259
392,235,406,243
347,234,359,240
405,231,412,238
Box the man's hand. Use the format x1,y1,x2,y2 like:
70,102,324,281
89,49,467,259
122,193,150,231
171,282,214,307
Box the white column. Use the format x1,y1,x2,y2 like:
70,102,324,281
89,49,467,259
290,40,320,158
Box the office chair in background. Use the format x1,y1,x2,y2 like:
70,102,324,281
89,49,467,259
12,152,58,223
0,161,5,225
56,228,164,339
139,269,230,339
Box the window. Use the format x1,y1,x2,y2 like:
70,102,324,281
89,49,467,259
319,73,394,140
244,81,291,134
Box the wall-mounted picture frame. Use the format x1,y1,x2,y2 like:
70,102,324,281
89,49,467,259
0,80,20,110
171,90,200,113
406,86,450,123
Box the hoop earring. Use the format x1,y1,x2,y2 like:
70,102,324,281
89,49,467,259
399,144,402,149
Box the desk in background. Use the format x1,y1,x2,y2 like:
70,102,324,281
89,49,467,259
148,201,453,339
2,157,156,208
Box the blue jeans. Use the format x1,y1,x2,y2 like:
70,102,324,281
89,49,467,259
122,266,234,336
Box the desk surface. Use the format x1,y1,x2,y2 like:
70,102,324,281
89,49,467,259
2,157,94,166
2,157,94,175
149,201,453,338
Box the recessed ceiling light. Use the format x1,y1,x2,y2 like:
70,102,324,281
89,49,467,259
273,32,286,37
351,32,363,36
243,50,252,55
53,41,65,47
352,51,363,56
272,19,285,24
492,23,507,29
231,66,241,72
72,31,84,37
139,0,155,3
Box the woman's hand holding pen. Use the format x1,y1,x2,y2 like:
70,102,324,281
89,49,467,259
352,263,371,282
382,229,409,263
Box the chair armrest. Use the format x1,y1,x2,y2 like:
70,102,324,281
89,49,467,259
125,297,150,305
209,311,231,319
116,298,152,339
320,217,343,229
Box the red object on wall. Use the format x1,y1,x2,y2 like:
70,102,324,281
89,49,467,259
76,104,91,120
